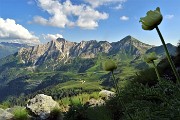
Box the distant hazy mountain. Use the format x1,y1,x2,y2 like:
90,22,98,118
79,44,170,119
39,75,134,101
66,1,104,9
0,42,30,59
146,43,176,56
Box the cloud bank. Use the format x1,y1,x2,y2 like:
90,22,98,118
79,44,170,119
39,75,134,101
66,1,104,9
43,34,63,41
0,18,40,45
32,0,109,29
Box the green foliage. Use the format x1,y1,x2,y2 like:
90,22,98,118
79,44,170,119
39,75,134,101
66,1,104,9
87,106,111,120
64,104,89,120
49,107,63,120
120,80,180,119
89,92,99,99
59,92,100,107
105,97,124,120
133,68,158,86
0,101,11,109
13,107,29,120
56,57,96,73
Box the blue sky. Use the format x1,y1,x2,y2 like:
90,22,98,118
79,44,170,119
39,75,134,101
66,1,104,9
0,0,180,46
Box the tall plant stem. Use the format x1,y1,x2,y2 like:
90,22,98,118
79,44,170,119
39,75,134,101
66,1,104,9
155,26,180,84
152,61,161,81
111,71,133,120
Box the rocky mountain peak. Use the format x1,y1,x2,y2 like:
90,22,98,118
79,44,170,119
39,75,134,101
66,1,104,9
17,36,154,65
56,38,66,42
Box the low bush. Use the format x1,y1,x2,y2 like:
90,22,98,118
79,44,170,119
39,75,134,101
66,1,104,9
49,107,63,120
13,107,28,120
64,104,89,120
132,68,158,86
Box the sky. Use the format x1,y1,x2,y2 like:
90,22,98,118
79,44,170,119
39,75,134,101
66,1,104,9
0,0,180,46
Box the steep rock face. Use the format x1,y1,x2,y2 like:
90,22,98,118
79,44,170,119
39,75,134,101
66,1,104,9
17,36,153,65
18,38,112,65
73,40,111,58
18,38,76,65
110,35,153,56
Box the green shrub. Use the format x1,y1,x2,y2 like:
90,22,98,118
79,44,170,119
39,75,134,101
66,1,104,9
105,96,124,120
13,107,28,120
89,92,99,100
0,101,11,109
119,80,180,119
49,107,63,120
64,104,89,120
87,106,111,120
133,68,158,86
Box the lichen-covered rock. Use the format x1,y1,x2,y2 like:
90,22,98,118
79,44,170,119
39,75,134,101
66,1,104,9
0,108,14,120
86,98,105,107
99,90,115,100
26,94,59,119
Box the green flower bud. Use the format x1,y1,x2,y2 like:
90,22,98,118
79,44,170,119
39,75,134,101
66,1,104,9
139,7,163,30
144,52,158,63
103,60,117,71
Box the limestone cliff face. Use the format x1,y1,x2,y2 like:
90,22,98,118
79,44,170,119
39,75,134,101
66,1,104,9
110,35,153,56
73,40,112,58
18,36,153,65
18,38,76,65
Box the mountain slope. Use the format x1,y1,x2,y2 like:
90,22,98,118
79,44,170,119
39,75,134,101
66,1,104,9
110,35,153,54
0,42,30,59
146,43,176,56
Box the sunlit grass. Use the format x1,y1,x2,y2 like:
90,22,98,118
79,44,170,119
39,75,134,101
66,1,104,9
13,107,28,120
59,92,100,106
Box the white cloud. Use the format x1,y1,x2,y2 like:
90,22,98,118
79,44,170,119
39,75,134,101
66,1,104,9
32,16,48,26
113,4,123,10
84,0,126,8
43,34,63,41
120,16,129,21
165,14,174,19
0,18,40,45
32,0,108,29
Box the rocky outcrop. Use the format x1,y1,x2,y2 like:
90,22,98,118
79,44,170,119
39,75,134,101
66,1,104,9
85,90,115,107
0,108,14,120
99,90,115,100
26,94,60,119
86,98,105,107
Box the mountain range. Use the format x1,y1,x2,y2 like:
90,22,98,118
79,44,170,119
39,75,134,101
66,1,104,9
17,36,153,65
0,35,177,102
